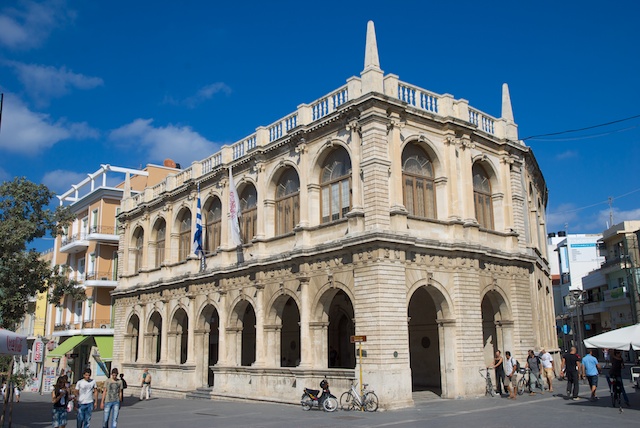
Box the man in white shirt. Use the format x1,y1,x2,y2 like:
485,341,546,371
75,368,98,428
539,348,554,392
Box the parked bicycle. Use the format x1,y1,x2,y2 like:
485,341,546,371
516,368,530,395
340,381,379,411
480,367,496,397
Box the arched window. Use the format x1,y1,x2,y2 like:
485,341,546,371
275,168,300,235
132,227,144,273
154,219,166,268
320,147,352,223
178,209,192,261
205,197,222,253
472,163,494,229
402,143,436,219
239,185,257,244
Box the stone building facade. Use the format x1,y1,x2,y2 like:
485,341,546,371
113,22,556,409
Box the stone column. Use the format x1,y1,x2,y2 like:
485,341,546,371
160,299,170,363
186,296,196,364
137,304,146,363
297,277,312,368
217,292,229,365
254,286,266,366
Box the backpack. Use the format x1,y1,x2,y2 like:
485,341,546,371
120,377,128,389
514,359,520,372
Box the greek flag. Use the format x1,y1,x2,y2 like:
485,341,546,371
229,168,242,247
192,184,204,259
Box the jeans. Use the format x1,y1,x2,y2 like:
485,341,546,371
77,403,94,428
102,401,120,428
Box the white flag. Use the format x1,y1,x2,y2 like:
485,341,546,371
229,168,242,246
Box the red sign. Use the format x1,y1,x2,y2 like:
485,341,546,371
33,341,44,363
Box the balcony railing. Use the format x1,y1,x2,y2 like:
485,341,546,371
85,271,116,281
61,233,88,246
89,225,116,235
82,319,113,329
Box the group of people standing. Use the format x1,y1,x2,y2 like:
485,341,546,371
51,367,152,428
491,348,555,400
491,346,631,406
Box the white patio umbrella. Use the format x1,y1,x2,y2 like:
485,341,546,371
583,323,640,351
0,329,28,356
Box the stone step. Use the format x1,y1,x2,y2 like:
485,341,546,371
185,387,214,400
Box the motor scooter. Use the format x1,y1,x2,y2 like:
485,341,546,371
300,379,338,412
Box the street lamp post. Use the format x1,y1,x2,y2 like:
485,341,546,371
570,290,586,357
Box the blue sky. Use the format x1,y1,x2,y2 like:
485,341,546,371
1,0,639,251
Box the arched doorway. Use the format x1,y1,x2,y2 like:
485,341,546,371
171,308,189,364
147,311,162,363
481,290,510,365
281,297,300,367
199,304,219,386
231,301,256,366
408,286,441,394
125,314,140,362
327,290,355,368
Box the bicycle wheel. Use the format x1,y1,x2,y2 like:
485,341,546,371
612,391,621,408
340,391,355,411
364,392,379,412
517,378,525,395
487,379,496,397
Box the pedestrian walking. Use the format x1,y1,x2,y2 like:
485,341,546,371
561,346,581,400
101,368,124,428
75,368,98,428
526,350,543,395
608,349,630,407
139,368,152,400
538,348,554,392
581,349,600,401
51,376,70,428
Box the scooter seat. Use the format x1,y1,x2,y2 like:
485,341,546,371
304,388,320,396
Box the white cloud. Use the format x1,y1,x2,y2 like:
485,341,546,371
5,61,104,106
0,0,74,50
41,169,88,195
555,150,578,161
109,119,219,166
0,93,99,155
163,82,231,108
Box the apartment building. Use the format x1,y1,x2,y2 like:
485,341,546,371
42,163,178,385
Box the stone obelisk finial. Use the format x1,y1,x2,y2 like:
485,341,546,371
361,20,384,94
501,83,514,122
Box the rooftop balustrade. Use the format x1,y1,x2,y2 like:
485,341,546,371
122,75,514,211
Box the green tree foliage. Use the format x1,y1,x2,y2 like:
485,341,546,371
0,177,78,329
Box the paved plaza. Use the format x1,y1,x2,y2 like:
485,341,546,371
2,378,638,428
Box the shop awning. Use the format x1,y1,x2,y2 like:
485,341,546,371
94,336,113,361
48,335,89,358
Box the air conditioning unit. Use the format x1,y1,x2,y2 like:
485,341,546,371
100,324,109,329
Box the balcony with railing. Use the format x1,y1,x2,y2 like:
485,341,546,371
84,271,117,287
82,319,113,329
87,225,119,242
60,233,89,254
